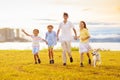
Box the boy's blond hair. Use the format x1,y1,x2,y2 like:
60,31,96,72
47,25,54,29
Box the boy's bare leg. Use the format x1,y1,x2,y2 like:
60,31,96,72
36,53,40,59
51,48,54,60
48,49,51,60
49,48,53,64
34,54,37,64
51,48,54,64
36,53,41,64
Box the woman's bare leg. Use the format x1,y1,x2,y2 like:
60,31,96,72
87,52,91,65
86,53,90,59
80,53,84,63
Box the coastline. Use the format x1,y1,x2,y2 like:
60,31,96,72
0,42,120,51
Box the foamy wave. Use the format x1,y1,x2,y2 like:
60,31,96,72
91,34,120,39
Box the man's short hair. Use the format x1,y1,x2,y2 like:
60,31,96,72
63,12,68,17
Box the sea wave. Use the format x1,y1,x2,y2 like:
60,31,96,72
91,34,120,39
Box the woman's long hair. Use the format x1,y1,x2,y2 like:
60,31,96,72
81,21,88,29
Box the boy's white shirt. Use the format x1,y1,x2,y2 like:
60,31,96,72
30,35,42,47
59,21,74,42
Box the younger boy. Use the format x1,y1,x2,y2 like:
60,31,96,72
22,29,47,64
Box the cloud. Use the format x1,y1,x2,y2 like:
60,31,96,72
117,6,120,12
51,0,82,6
82,8,91,11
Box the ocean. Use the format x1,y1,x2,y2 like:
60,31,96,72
0,22,120,50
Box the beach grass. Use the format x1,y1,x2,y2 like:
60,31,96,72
0,50,120,80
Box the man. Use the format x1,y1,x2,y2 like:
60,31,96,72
57,12,77,66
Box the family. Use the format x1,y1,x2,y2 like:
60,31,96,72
22,12,91,67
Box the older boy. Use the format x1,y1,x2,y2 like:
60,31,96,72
57,12,77,66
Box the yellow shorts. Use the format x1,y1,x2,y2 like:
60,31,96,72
48,46,54,49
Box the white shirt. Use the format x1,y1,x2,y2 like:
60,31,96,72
59,21,74,41
30,35,42,47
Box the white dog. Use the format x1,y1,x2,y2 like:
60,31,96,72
92,49,101,67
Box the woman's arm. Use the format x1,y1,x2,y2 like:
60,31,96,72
81,30,90,41
21,29,31,36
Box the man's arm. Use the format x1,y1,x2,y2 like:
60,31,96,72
45,33,47,40
73,28,77,40
57,29,60,40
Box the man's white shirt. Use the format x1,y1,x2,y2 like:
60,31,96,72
59,21,74,41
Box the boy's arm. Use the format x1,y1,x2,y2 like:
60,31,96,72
41,38,48,44
21,29,31,36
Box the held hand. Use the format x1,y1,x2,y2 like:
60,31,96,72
57,37,59,41
74,36,77,40
46,41,48,45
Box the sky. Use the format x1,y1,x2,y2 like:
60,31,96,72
0,0,120,28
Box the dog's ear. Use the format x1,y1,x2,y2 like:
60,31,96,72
91,53,95,56
97,48,100,51
91,49,94,52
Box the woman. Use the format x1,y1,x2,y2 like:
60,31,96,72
78,21,91,67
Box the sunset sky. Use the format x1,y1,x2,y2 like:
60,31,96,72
0,0,120,27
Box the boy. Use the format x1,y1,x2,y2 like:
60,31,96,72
57,12,77,66
45,25,57,64
22,29,47,64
